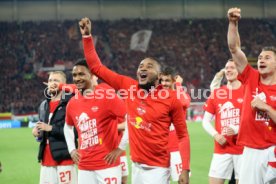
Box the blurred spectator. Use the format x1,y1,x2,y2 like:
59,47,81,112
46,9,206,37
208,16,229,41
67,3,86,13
0,19,275,113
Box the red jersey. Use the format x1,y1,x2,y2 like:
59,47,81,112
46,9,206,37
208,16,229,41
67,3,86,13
42,100,74,166
83,36,190,169
204,85,244,154
237,64,276,149
98,83,126,156
168,84,191,152
65,85,126,170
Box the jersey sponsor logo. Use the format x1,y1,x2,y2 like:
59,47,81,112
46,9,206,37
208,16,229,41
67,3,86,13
134,117,143,129
91,106,99,112
237,98,243,103
128,116,152,132
75,113,100,149
137,106,146,115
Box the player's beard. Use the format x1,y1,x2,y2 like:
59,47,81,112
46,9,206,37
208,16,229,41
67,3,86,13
138,76,158,91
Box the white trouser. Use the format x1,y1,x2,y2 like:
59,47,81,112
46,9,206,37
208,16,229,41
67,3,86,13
131,162,170,184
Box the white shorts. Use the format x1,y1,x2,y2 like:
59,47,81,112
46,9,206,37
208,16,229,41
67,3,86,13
40,164,77,184
265,146,276,184
131,162,170,184
265,166,276,184
239,146,275,184
78,165,121,184
170,151,182,181
209,153,241,180
120,155,129,176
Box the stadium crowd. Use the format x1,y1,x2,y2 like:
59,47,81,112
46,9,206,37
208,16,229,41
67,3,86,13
0,18,275,114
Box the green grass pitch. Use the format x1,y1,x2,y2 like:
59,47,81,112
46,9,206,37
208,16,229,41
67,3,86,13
0,122,213,184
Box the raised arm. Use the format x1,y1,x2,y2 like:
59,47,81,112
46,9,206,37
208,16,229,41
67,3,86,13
79,17,136,90
210,69,224,91
227,8,248,73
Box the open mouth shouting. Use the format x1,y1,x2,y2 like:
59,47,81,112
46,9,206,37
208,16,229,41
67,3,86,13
138,72,148,84
259,65,267,69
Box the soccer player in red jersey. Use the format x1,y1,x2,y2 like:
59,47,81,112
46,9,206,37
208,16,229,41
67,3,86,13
160,67,191,182
228,7,276,184
63,59,126,184
59,72,129,184
32,71,77,184
203,61,244,184
209,68,237,184
78,17,190,184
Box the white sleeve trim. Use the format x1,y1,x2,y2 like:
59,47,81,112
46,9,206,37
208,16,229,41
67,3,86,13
118,119,129,150
202,112,217,137
64,123,76,153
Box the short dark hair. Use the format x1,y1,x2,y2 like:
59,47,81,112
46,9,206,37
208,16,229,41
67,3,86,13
262,46,276,55
144,57,162,73
74,58,89,69
161,67,176,77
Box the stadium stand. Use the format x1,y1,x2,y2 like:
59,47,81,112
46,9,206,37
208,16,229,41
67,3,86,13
0,19,275,114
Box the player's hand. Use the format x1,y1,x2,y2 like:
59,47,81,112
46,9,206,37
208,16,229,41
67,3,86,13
251,96,269,112
214,133,227,146
216,69,225,78
79,17,92,36
179,169,189,184
70,149,80,164
104,148,123,165
225,127,235,136
36,122,52,132
175,75,183,84
32,126,40,137
227,7,241,22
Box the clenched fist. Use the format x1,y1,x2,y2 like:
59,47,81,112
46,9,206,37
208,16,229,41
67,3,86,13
79,17,92,36
227,7,241,22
